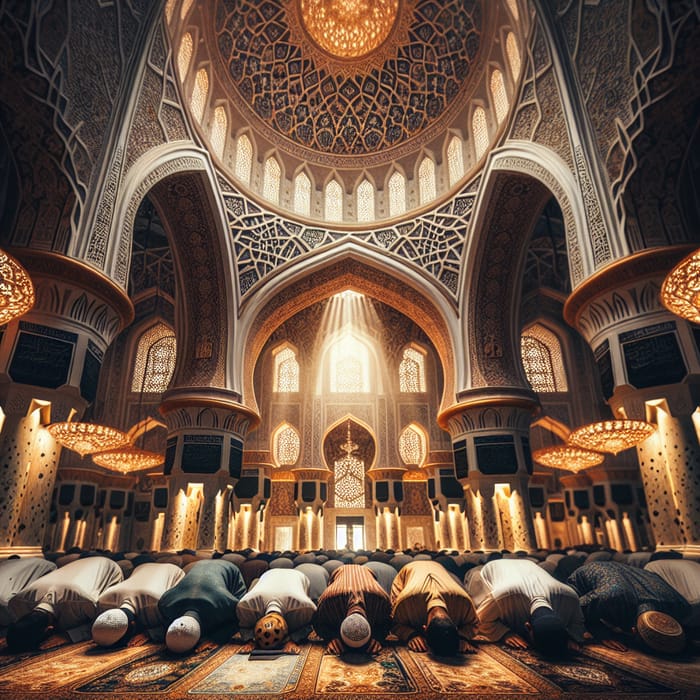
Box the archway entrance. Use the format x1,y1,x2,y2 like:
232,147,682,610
336,516,365,550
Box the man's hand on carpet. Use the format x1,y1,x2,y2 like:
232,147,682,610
326,638,344,655
602,638,628,652
239,641,256,654
408,634,428,652
503,632,529,649
366,638,382,655
459,639,478,654
567,639,582,653
282,640,301,655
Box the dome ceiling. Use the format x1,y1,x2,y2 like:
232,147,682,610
213,0,487,167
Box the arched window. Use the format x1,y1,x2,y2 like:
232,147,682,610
399,345,426,392
521,324,568,392
490,69,508,124
399,424,427,466
506,32,521,82
325,179,343,222
447,136,464,187
131,323,176,393
180,0,194,20
357,179,375,222
274,345,299,392
418,156,436,205
165,0,176,23
388,171,406,217
190,68,209,123
177,32,193,78
334,423,366,508
273,423,300,466
330,335,370,393
263,156,281,204
294,171,311,216
235,134,253,184
210,106,227,159
506,0,519,21
472,107,489,160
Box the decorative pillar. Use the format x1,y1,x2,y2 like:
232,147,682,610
367,467,405,551
559,473,595,547
439,390,539,552
158,388,259,553
564,247,700,554
423,451,467,551
293,467,330,551
0,250,132,556
231,455,272,551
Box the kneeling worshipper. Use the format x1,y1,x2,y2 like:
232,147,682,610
236,567,316,654
312,563,392,655
5,555,123,651
91,561,185,647
391,559,478,656
0,557,56,627
157,559,247,654
644,558,700,638
568,560,691,655
464,558,586,658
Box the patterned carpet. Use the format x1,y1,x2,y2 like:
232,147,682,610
0,634,698,700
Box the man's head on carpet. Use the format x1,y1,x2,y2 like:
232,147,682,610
635,611,686,655
166,613,201,653
525,607,569,658
340,612,372,649
92,608,135,647
6,609,52,652
425,607,459,656
255,612,289,649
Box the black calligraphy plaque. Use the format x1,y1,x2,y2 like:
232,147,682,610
474,435,518,474
453,439,468,479
182,435,222,474
80,340,103,403
10,323,77,388
620,323,686,388
594,340,614,400
229,437,243,479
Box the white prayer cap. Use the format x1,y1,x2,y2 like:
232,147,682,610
92,609,129,647
340,612,371,649
165,614,201,653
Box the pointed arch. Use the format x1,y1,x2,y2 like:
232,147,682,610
357,178,375,222
325,178,343,222
521,323,568,392
490,69,508,124
399,422,428,466
263,155,281,204
191,68,209,123
273,342,300,392
506,32,521,82
131,322,176,393
272,422,301,466
210,106,228,159
235,133,253,184
399,343,427,392
177,32,193,79
447,135,464,187
294,170,312,216
418,156,436,205
472,107,489,160
388,170,406,217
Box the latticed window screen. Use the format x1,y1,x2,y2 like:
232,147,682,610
131,324,176,393
399,346,426,392
399,425,426,465
177,32,193,78
447,136,464,187
211,106,227,159
275,424,300,465
334,454,365,507
418,157,436,205
235,134,253,184
357,179,375,222
506,32,521,81
472,107,489,160
388,171,406,217
264,157,281,204
521,325,568,392
294,172,311,216
325,179,343,222
491,70,508,124
274,347,299,392
191,68,209,123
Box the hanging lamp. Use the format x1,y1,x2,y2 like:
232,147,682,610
91,417,166,474
0,248,34,325
532,444,604,473
660,247,700,323
48,410,129,457
568,419,655,455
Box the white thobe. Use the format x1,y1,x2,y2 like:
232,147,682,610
0,557,57,626
466,558,586,643
645,559,700,627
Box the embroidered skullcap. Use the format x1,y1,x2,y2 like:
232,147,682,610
636,611,685,654
92,609,129,647
254,612,288,649
340,612,371,648
165,614,201,653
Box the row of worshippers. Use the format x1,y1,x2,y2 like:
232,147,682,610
1,552,698,659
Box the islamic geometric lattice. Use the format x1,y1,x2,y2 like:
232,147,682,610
295,172,312,216
521,324,568,393
191,68,209,123
177,33,193,80
399,346,426,392
274,424,300,466
399,424,426,465
131,323,176,393
274,346,300,392
235,134,253,184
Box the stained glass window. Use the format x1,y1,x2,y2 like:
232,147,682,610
472,107,489,160
447,136,464,187
177,33,193,79
131,323,176,393
399,346,426,392
399,425,427,465
264,156,281,204
418,157,436,205
491,69,508,124
274,346,299,392
388,171,406,217
357,179,375,222
506,32,521,82
191,68,209,123
325,179,343,222
274,423,300,466
521,324,568,392
294,171,311,216
211,106,227,159
235,134,253,184
330,336,369,393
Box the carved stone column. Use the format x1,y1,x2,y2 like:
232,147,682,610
367,467,405,551
564,247,700,554
158,388,259,553
0,251,133,556
293,467,330,551
439,390,539,552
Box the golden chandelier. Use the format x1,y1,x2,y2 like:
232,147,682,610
48,420,129,458
92,445,164,474
568,419,655,455
660,247,700,323
0,248,34,325
532,445,604,473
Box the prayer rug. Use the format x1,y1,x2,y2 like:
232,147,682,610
0,633,72,671
315,647,416,694
489,644,679,696
189,644,310,694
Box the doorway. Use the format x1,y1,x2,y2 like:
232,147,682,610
336,516,364,550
